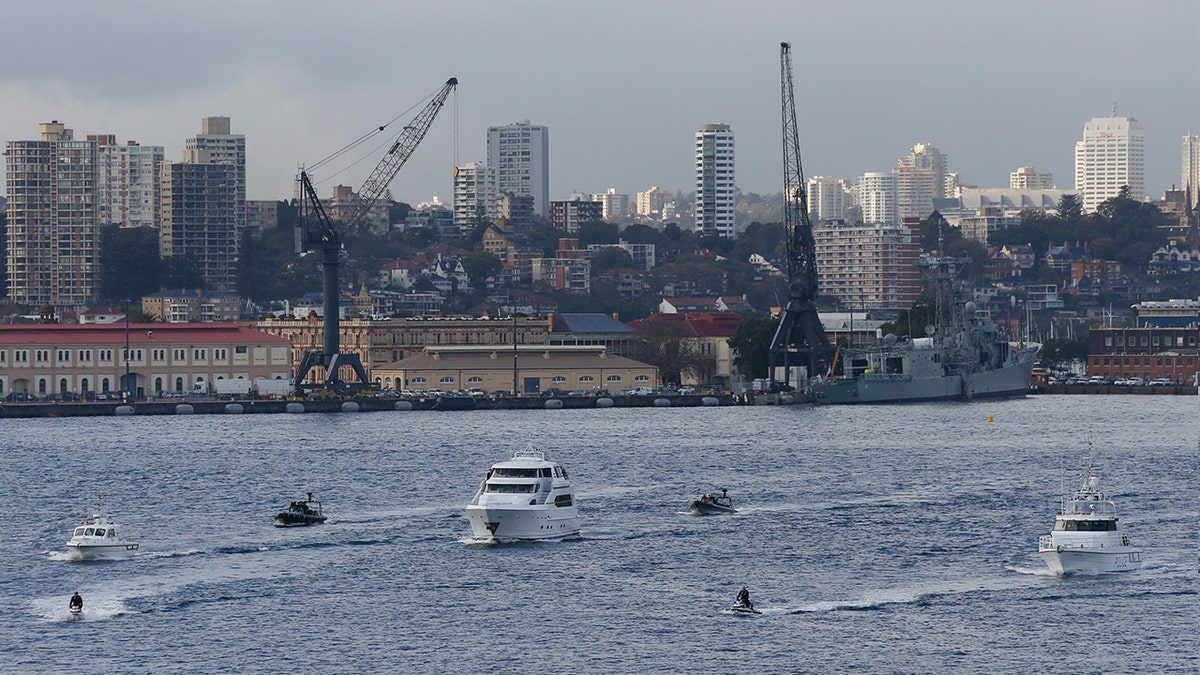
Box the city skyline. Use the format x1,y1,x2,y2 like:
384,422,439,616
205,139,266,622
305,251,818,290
1,1,1197,207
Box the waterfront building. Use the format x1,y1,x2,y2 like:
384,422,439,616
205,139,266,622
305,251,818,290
813,220,921,311
807,176,853,223
487,121,550,218
1087,326,1198,385
0,323,290,400
452,161,496,232
159,150,239,294
186,116,246,231
854,172,899,226
91,136,164,228
141,289,242,323
694,124,736,237
628,312,741,388
1074,107,1145,212
4,121,100,309
1184,135,1200,192
549,313,642,358
1010,166,1054,190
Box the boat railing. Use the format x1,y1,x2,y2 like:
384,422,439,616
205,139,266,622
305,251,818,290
860,372,911,382
1038,535,1054,550
512,442,546,460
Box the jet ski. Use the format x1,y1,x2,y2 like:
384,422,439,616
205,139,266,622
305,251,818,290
690,488,737,515
68,603,83,621
729,601,762,615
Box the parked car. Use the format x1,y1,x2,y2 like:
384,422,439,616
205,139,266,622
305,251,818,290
628,386,655,396
1149,378,1174,386
676,386,697,395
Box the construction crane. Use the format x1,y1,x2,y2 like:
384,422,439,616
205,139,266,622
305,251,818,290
768,43,832,391
293,77,458,392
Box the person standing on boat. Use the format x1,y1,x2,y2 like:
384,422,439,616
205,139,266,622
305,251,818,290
70,592,83,610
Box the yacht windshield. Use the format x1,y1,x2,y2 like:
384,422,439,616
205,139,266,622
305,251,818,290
1055,519,1116,532
485,483,536,493
492,468,541,478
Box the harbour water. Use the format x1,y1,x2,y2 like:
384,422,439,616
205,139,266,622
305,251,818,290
3,395,1197,673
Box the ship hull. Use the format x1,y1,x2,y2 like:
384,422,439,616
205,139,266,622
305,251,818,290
812,360,1034,405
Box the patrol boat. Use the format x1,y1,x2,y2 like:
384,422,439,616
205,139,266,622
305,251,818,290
1038,449,1143,575
66,506,140,560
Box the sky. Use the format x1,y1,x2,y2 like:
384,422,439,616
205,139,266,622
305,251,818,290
2,0,1198,208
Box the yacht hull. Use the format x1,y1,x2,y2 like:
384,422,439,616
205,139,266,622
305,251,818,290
1038,547,1143,576
465,505,581,541
66,542,139,560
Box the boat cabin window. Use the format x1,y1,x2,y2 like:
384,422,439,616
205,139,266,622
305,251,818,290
485,483,536,493
492,468,540,478
74,528,85,536
554,494,574,507
84,528,95,536
556,466,568,479
1055,520,1116,532
94,528,106,536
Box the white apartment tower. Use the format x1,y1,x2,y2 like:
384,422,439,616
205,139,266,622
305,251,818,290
487,121,550,218
893,143,947,220
1183,134,1200,192
807,176,853,222
1073,107,1145,212
695,123,736,237
592,188,631,221
186,116,246,230
855,172,899,226
4,121,100,308
91,135,165,228
452,162,497,232
636,186,667,219
1010,166,1054,190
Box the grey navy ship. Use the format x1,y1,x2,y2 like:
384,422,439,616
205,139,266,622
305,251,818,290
810,252,1038,405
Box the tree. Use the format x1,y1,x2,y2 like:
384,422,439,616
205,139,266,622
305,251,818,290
728,315,779,380
100,225,166,301
577,221,619,248
462,251,503,291
633,316,710,386
1038,338,1088,369
592,247,634,271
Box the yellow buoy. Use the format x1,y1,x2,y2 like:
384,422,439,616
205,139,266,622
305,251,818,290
987,415,994,423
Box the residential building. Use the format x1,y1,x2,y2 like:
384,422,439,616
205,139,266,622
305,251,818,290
141,289,241,323
405,200,456,240
893,143,948,220
0,323,290,399
496,191,535,231
1010,166,1054,190
159,150,239,293
586,241,655,271
694,124,736,237
322,185,390,234
452,161,496,232
1183,134,1200,192
4,121,100,309
482,223,543,282
91,136,164,228
854,172,898,225
807,176,852,222
550,195,604,233
636,186,668,219
813,220,921,311
185,116,246,231
487,121,549,218
959,207,1023,245
592,188,631,221
1074,107,1145,212
532,257,591,294
245,200,279,235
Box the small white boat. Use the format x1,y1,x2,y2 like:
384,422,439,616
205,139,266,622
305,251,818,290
66,506,139,561
1038,449,1143,576
465,443,581,541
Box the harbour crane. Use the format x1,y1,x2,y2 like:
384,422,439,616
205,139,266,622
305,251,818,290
293,77,458,392
768,43,833,390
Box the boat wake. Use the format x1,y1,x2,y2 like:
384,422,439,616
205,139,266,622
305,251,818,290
784,576,1048,615
34,595,135,623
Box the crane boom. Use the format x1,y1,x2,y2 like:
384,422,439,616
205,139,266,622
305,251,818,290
768,42,833,392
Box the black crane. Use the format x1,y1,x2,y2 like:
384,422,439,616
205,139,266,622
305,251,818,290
768,43,833,390
293,77,458,392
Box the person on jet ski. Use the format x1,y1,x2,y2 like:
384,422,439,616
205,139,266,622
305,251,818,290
70,592,83,610
735,587,752,609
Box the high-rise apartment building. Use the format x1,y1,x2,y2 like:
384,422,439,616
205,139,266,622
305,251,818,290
550,195,604,234
1183,134,1200,192
1074,108,1145,212
186,116,246,230
487,121,549,218
4,121,100,308
452,162,497,232
855,172,899,226
91,136,165,229
694,123,736,237
636,186,668,219
1010,166,1054,190
893,143,947,220
592,188,630,221
807,176,853,222
814,220,921,311
159,149,239,293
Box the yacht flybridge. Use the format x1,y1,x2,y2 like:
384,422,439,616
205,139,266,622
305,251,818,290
465,444,581,541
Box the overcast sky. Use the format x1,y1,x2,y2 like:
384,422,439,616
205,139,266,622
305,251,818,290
2,0,1197,208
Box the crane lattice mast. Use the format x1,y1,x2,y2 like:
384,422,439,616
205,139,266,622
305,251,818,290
768,43,832,390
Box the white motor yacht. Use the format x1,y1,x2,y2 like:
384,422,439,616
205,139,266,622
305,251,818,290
465,444,581,541
66,511,140,560
1038,452,1142,576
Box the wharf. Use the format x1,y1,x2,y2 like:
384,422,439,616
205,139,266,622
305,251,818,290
1032,384,1197,396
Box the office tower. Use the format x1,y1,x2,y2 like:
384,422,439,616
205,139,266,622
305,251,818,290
1183,134,1200,191
893,143,947,220
159,149,239,293
4,121,100,308
855,172,899,225
694,123,736,237
186,116,245,230
814,220,921,311
452,162,497,232
1010,166,1054,190
807,176,853,222
91,136,164,228
487,121,549,218
1073,107,1145,212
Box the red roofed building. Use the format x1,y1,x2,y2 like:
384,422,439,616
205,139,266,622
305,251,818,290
628,312,741,388
0,323,290,400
